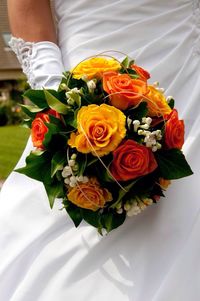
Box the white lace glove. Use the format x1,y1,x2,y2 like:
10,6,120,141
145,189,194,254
9,37,65,90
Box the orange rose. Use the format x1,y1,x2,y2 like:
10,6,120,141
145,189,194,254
165,109,184,149
103,71,147,110
130,64,150,81
31,109,60,149
110,140,158,181
145,86,172,117
67,177,112,211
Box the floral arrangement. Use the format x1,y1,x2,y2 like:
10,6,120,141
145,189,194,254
17,54,193,234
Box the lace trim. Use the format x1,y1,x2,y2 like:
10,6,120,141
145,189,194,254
192,0,200,55
9,37,36,88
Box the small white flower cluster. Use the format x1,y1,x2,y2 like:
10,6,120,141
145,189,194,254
127,116,153,132
59,83,68,90
166,95,174,103
127,115,163,152
138,128,162,152
61,154,89,187
153,81,165,93
87,79,96,93
116,197,153,216
63,175,89,187
153,81,174,105
66,88,80,106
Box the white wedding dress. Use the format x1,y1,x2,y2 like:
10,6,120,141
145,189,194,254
0,1,200,300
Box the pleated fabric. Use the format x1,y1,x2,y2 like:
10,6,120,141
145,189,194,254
0,1,200,300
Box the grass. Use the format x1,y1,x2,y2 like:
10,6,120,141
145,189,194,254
0,125,30,180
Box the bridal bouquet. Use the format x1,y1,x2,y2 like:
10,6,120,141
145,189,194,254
17,54,193,234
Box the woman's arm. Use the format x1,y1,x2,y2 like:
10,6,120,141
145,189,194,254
7,0,64,89
7,0,57,43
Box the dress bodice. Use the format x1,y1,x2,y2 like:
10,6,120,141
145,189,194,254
54,0,200,67
54,0,200,133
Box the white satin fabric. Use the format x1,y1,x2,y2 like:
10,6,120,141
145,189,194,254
1,1,200,300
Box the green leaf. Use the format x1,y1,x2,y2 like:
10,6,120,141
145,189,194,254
121,56,129,68
63,198,83,227
129,74,140,79
20,104,44,118
43,123,59,148
168,98,175,109
44,181,64,208
81,209,101,228
128,59,135,67
67,89,81,107
43,129,68,152
100,211,126,233
76,154,87,176
127,101,148,120
49,114,65,130
51,151,66,178
44,89,70,114
15,150,52,183
111,180,138,208
22,119,32,128
23,89,48,108
156,149,193,180
87,156,99,167
64,109,78,128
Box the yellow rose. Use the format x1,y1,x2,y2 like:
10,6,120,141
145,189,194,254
68,104,126,156
67,177,112,211
145,86,172,117
159,178,171,190
71,57,121,80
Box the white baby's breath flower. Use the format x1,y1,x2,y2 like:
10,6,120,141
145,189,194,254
77,175,84,182
145,117,152,125
152,146,158,152
133,120,140,132
153,81,159,87
166,96,173,103
64,178,70,185
143,198,153,206
127,206,141,216
127,116,132,128
69,176,77,184
124,203,131,211
140,123,149,130
87,80,96,92
138,129,145,135
157,87,165,93
67,98,75,106
68,159,75,167
62,166,72,178
82,176,89,183
156,142,162,149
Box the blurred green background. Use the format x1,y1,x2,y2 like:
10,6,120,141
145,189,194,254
0,0,30,186
0,125,29,180
0,80,30,185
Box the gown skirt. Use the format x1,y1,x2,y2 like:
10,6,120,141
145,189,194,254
0,1,200,300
